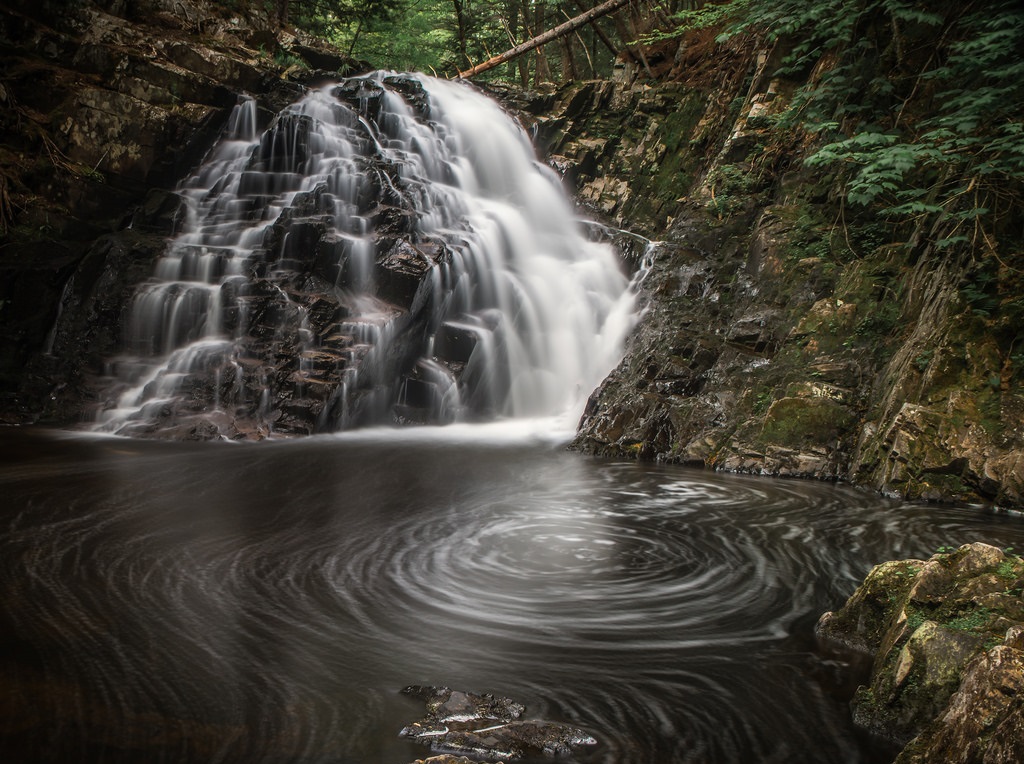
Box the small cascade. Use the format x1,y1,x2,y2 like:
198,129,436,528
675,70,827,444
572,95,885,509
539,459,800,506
95,74,636,438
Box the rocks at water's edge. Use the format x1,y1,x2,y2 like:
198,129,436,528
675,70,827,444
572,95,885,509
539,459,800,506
399,685,597,761
816,542,1024,763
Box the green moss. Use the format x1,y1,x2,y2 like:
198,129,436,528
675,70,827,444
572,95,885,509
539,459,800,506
648,91,707,203
944,608,993,632
996,558,1020,580
759,396,854,448
751,388,774,415
904,606,927,633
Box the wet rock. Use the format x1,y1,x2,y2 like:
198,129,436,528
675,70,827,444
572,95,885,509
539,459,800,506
727,308,783,352
816,559,926,655
376,239,437,309
399,686,596,761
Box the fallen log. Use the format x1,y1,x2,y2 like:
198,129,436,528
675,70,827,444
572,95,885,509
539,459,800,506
457,0,632,79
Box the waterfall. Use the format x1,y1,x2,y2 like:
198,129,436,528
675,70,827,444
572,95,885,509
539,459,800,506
95,74,635,438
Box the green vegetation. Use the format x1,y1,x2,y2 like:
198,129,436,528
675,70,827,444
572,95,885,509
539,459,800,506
759,397,853,447
654,0,1023,321
251,0,645,83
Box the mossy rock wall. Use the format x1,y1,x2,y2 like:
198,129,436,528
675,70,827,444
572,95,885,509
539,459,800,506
551,41,1024,508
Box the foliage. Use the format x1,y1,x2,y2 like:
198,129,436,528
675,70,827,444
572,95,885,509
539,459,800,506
338,0,460,75
284,0,408,38
274,0,631,83
656,1,1024,262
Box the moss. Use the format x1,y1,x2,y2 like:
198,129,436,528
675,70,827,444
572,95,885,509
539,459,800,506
759,396,854,448
944,608,993,632
648,91,708,204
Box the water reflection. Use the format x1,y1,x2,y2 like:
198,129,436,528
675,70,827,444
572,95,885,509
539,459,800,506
1,425,1022,763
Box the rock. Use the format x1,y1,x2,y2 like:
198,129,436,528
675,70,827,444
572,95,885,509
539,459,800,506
816,559,925,655
818,543,1024,758
399,686,597,761
0,0,298,419
895,644,1024,764
854,621,985,741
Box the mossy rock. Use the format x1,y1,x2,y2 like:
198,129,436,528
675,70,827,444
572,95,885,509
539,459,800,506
816,559,925,654
820,543,1024,750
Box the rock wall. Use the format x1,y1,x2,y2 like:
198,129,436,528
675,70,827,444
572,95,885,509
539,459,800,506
529,41,1023,508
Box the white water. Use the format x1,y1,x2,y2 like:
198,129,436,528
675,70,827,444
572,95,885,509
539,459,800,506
96,74,636,437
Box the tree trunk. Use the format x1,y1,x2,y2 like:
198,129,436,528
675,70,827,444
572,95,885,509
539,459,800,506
453,0,471,69
570,0,618,58
533,0,551,86
559,31,578,81
457,0,632,79
517,0,532,88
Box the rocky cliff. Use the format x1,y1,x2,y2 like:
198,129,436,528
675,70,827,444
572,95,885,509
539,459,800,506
530,30,1023,509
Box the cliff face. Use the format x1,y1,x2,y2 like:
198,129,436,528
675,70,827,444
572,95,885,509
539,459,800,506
534,36,1022,508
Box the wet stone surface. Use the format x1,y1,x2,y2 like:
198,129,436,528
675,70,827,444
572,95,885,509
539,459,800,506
399,686,597,761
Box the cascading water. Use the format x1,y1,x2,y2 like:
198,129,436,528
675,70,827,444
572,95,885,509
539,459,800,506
95,74,636,438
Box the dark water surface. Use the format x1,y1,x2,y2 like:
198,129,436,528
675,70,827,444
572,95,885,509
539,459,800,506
2,425,1023,764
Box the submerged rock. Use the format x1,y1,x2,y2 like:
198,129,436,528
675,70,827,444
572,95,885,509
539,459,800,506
817,542,1024,761
399,686,597,761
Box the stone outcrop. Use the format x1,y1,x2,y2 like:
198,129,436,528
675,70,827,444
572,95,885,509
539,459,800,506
399,686,597,761
816,542,1024,763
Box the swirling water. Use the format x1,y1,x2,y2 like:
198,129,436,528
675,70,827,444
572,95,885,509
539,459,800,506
3,426,1024,763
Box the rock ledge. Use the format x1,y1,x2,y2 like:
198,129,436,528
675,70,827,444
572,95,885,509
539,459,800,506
399,686,596,762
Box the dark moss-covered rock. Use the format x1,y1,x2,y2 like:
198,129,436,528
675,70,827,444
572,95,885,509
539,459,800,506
895,637,1024,764
558,52,1023,507
816,558,926,655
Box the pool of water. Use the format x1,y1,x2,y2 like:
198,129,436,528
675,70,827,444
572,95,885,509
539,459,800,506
2,423,1022,763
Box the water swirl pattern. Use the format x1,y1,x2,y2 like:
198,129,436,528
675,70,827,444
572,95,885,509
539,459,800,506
96,74,634,437
3,427,1024,762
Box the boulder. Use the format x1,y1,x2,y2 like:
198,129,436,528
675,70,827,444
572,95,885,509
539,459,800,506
817,542,1024,759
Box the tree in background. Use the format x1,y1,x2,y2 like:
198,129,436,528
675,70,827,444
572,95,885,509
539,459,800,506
278,0,409,41
276,0,660,85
